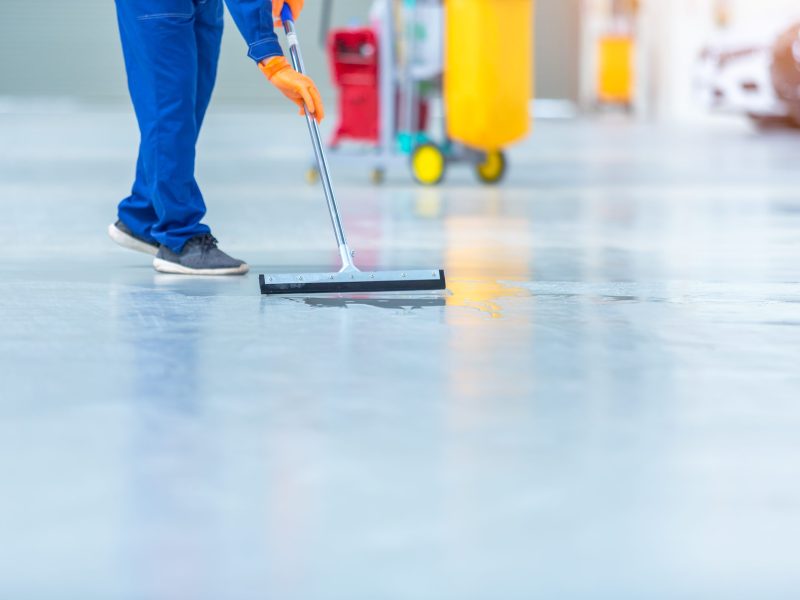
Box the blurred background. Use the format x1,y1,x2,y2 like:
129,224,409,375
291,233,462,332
2,0,800,125
2,2,800,599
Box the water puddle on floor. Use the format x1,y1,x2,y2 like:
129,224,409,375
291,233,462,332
445,277,531,318
291,297,446,310
278,279,529,317
441,214,533,318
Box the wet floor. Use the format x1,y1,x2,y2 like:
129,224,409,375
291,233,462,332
1,108,800,599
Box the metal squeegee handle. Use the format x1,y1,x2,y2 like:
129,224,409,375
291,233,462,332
280,4,356,271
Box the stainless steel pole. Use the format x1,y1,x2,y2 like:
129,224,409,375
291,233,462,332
282,15,357,271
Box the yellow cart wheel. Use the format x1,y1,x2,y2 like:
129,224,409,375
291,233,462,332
370,168,385,185
411,143,446,186
475,150,506,184
305,167,319,184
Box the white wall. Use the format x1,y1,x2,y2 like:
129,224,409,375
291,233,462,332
637,0,800,120
0,0,568,106
0,0,372,104
638,0,717,120
726,0,800,24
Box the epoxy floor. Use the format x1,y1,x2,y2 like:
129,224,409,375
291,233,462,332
1,107,800,599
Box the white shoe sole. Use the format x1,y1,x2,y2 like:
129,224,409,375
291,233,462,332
108,223,159,256
152,257,250,276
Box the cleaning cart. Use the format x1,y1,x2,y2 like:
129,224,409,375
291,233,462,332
310,0,534,186
327,27,380,146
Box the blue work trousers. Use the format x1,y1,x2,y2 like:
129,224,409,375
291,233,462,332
115,0,223,252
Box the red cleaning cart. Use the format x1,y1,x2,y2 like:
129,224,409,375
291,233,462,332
328,28,380,146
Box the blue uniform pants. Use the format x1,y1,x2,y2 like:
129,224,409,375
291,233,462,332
115,0,224,252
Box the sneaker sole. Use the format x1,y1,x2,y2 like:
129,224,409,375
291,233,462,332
108,223,159,256
153,257,250,276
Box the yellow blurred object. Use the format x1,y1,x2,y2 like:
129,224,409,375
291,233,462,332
444,0,534,151
444,214,530,319
411,143,446,186
714,0,732,28
597,35,635,104
475,150,506,184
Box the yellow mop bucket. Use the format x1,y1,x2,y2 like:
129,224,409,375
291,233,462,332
444,0,534,150
598,35,635,104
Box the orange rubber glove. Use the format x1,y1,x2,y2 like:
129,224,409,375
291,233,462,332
273,0,304,26
260,56,325,123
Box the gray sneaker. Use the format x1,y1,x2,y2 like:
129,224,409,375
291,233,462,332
108,219,159,256
153,234,249,276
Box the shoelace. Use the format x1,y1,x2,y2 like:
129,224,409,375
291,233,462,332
189,233,219,253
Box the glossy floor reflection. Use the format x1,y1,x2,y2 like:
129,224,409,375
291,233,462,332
1,108,800,599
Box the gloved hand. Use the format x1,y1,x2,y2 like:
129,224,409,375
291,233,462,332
259,56,325,123
273,0,304,26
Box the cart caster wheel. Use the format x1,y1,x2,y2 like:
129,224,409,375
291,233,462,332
305,167,319,184
411,143,446,186
370,168,385,185
474,149,506,184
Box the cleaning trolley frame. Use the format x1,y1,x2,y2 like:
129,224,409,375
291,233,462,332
308,0,529,186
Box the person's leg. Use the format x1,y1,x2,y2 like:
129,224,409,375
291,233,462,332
120,155,158,242
114,0,210,253
194,0,224,133
181,0,224,214
115,7,158,243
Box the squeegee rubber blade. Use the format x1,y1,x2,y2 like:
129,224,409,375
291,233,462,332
259,271,446,295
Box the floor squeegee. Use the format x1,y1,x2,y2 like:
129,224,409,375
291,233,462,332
259,5,447,295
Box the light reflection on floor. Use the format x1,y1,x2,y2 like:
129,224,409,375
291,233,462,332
444,214,532,318
1,110,800,599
